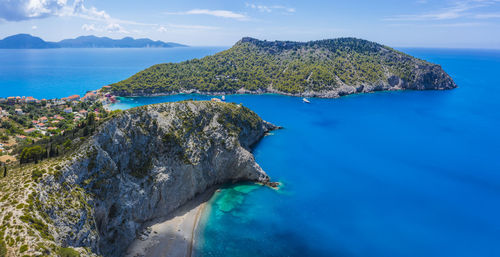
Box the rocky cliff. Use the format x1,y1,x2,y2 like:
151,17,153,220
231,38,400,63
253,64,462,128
27,101,276,256
108,37,457,97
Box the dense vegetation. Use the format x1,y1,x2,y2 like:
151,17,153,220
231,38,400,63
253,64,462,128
14,110,121,165
108,37,441,95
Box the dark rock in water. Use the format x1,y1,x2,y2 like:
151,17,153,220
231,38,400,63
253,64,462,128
266,182,281,188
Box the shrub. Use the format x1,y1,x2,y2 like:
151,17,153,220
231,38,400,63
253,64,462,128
0,239,7,257
19,244,28,253
57,247,80,257
31,169,44,181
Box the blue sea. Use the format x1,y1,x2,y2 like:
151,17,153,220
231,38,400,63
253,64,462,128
0,47,225,99
2,47,500,257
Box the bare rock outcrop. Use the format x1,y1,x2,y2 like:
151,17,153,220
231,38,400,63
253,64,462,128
37,101,277,256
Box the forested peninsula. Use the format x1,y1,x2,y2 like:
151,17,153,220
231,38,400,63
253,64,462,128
107,37,457,98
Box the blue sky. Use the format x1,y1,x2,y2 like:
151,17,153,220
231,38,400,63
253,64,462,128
0,0,499,48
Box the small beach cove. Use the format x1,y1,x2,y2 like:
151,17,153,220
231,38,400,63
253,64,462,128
125,188,214,257
111,47,500,256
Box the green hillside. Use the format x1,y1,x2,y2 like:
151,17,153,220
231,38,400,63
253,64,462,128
108,37,456,97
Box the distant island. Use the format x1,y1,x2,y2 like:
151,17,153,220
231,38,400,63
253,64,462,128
0,34,187,49
107,37,456,98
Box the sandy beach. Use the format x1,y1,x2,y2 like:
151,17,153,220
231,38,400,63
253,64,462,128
126,189,216,257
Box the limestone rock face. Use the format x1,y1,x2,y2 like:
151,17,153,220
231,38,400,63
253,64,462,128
38,101,276,256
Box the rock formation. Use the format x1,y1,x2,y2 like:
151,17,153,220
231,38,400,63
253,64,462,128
35,101,276,256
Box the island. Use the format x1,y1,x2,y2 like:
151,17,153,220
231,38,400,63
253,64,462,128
107,37,457,98
0,101,277,256
0,34,187,49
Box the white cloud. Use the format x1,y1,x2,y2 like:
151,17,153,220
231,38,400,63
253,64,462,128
157,26,167,33
81,23,96,31
167,9,248,20
386,0,500,21
245,3,295,13
475,12,500,18
105,23,128,33
0,0,68,21
32,25,37,29
0,0,142,35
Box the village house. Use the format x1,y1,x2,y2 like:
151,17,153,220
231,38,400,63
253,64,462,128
66,95,81,102
53,99,65,105
26,96,37,103
39,116,48,123
7,97,16,104
64,107,72,113
54,115,65,120
24,128,36,134
79,109,88,116
15,108,23,115
82,91,98,101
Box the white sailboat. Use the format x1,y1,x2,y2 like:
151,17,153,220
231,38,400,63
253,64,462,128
302,97,311,103
221,95,226,101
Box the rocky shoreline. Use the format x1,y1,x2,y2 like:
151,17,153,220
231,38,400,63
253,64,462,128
109,75,457,99
34,101,279,256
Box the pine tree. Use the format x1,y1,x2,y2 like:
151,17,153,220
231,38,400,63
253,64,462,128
3,166,6,178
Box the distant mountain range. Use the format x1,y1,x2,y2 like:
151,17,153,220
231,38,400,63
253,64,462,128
0,34,187,49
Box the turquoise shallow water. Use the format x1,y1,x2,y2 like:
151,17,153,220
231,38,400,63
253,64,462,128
111,49,500,257
2,47,500,256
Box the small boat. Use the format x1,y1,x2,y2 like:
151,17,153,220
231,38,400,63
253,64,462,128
302,98,311,103
221,95,226,101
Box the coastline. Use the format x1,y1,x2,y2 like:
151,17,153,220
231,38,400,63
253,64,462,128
107,79,457,101
126,188,216,257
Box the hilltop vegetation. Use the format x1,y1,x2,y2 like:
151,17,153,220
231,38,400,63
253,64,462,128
108,37,456,97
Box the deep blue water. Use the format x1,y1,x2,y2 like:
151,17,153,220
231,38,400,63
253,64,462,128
2,47,500,256
112,49,500,257
0,47,224,99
